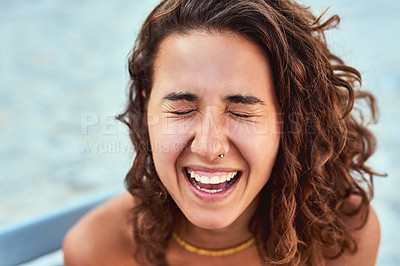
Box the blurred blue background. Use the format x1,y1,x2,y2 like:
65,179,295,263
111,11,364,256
0,0,398,265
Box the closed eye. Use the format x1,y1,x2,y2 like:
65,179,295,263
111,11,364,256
172,109,197,115
170,109,253,118
228,111,252,118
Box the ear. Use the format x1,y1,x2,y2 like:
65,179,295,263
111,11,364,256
141,90,146,98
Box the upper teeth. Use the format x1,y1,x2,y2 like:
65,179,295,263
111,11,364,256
188,170,237,184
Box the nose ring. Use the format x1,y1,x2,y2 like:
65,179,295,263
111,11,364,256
218,145,228,158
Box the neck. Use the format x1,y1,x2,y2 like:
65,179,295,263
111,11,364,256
174,196,259,250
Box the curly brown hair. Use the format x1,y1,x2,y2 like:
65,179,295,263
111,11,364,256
117,0,383,265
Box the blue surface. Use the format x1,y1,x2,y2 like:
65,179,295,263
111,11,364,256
0,189,119,266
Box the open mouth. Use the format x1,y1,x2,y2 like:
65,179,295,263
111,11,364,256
184,167,242,194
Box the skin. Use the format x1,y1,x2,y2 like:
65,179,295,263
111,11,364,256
63,31,381,266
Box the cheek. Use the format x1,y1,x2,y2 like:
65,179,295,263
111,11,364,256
235,132,279,172
148,116,194,182
150,118,194,154
229,118,280,179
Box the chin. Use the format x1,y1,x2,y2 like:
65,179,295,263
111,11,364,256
185,209,239,230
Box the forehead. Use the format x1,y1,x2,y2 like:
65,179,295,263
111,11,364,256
151,30,275,102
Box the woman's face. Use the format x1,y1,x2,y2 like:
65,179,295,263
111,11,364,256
147,31,280,230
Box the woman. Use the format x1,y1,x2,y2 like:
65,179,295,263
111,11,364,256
64,0,382,265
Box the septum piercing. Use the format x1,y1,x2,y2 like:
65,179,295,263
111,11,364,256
218,145,228,158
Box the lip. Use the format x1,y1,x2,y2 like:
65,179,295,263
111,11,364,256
185,165,241,173
182,167,242,202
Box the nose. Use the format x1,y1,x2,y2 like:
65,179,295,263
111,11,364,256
190,109,229,161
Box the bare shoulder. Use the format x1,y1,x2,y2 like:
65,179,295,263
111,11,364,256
325,196,381,266
63,190,138,266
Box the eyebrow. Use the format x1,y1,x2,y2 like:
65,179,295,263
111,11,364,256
162,92,198,102
224,94,265,105
161,92,264,105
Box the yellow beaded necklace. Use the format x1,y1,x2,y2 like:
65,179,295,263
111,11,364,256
172,232,256,256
